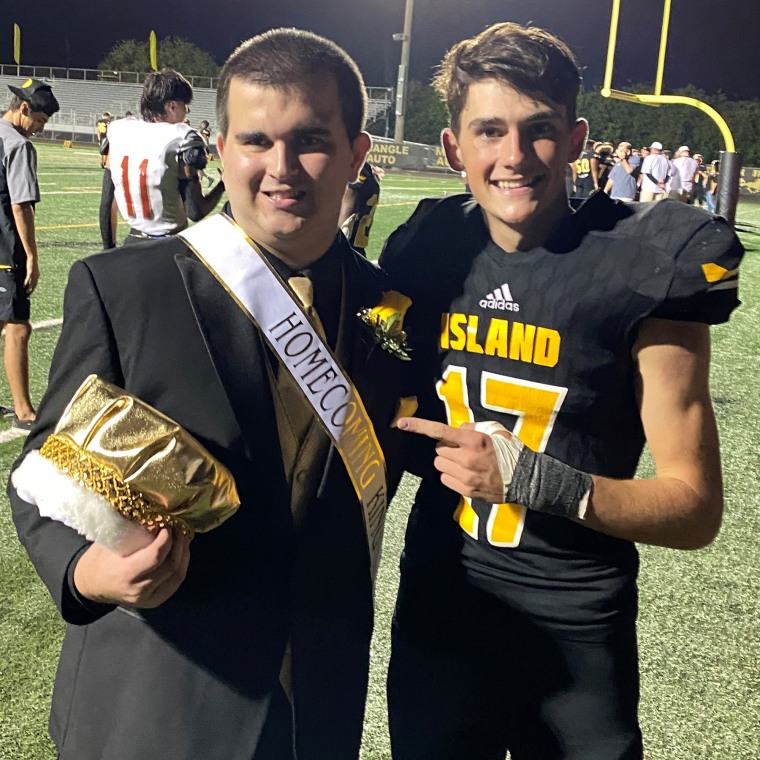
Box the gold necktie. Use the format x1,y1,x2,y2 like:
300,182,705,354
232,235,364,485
273,275,326,454
288,275,325,339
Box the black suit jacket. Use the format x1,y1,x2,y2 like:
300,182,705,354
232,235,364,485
9,232,412,760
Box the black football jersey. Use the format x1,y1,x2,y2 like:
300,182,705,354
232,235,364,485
574,149,596,191
381,193,743,607
96,118,109,140
342,162,380,251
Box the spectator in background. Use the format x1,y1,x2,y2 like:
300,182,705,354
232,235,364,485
593,141,615,191
95,111,110,168
692,153,707,207
639,141,670,202
198,118,212,144
99,68,224,248
196,119,215,187
0,79,60,433
662,150,682,200
706,160,720,213
604,141,641,201
673,146,699,204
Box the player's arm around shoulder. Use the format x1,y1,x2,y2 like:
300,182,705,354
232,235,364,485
585,317,722,549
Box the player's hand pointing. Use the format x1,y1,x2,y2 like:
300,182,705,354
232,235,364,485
397,417,507,504
398,416,593,521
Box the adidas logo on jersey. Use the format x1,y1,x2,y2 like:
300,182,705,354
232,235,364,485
480,283,520,312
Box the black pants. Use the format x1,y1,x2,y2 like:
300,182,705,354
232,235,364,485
252,684,296,760
388,566,643,760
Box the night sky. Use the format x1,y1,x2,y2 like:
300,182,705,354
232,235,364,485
8,0,760,100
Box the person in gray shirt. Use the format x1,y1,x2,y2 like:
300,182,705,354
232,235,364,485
604,142,641,201
0,78,59,432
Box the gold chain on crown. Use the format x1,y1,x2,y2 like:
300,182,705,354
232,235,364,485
39,434,190,534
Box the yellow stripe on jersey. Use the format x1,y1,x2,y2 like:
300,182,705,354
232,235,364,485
702,263,739,283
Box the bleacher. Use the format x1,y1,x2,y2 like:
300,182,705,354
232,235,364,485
0,68,394,143
0,74,218,144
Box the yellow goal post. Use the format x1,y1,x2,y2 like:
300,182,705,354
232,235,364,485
601,0,741,222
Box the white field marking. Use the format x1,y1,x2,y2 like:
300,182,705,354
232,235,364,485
0,426,30,442
43,190,100,195
30,317,63,330
0,317,62,337
38,222,97,230
384,184,460,191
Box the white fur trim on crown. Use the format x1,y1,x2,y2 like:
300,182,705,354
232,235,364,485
12,450,155,556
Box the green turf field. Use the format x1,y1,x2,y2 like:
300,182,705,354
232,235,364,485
0,143,758,759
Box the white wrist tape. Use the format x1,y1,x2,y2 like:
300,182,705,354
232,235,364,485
474,420,523,500
474,420,591,520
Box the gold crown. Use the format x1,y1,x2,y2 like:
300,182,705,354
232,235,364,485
40,375,240,535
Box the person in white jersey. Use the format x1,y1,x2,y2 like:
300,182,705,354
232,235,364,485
99,68,225,247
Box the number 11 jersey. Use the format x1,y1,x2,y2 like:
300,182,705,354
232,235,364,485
107,119,203,236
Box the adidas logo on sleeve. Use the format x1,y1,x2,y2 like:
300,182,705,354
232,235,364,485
480,283,520,312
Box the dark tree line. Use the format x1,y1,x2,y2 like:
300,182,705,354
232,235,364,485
577,84,760,165
98,37,219,79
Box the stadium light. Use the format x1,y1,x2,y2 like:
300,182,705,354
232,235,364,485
393,0,414,143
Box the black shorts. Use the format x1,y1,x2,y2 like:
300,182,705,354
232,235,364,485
0,268,30,322
388,563,643,760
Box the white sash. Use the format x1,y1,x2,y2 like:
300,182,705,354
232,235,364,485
179,214,387,578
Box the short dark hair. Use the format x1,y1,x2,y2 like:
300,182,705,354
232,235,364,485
433,22,581,133
216,28,367,140
140,68,193,121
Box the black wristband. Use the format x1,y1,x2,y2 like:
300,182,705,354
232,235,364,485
505,448,593,520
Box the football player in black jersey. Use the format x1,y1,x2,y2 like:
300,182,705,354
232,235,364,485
95,112,110,168
571,138,597,199
380,21,744,760
339,160,381,255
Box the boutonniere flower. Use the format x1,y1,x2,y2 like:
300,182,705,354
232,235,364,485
358,290,413,361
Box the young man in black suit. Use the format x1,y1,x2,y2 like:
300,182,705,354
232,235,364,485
9,28,414,760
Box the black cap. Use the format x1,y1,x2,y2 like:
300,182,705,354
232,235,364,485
8,78,60,117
